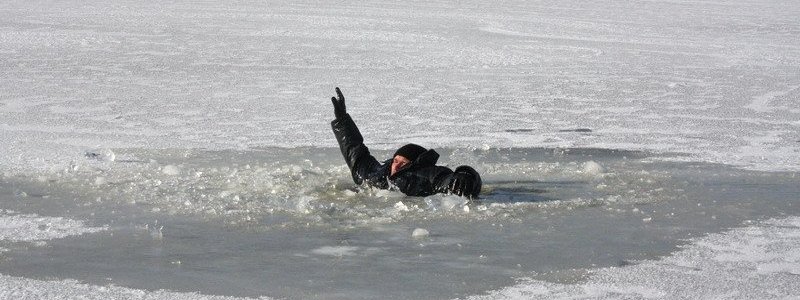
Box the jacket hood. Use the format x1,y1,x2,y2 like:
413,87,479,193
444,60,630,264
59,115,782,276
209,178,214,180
413,149,439,166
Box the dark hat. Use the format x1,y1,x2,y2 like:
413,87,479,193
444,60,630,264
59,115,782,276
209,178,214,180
393,143,427,162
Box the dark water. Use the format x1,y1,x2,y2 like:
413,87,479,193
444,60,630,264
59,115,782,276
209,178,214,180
0,147,798,299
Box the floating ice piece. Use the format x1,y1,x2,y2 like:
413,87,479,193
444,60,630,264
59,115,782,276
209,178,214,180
412,228,429,238
394,202,410,212
162,165,181,176
295,196,314,214
311,246,359,257
441,196,465,211
582,161,604,176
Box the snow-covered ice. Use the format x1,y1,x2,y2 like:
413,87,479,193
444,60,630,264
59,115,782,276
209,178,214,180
1,0,799,299
1,0,798,174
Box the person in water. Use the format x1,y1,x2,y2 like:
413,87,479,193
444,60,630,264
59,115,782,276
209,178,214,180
329,87,482,199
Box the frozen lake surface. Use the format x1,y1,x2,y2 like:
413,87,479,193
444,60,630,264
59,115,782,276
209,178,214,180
0,0,799,299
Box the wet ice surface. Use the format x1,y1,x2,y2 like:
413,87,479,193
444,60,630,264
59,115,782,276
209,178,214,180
470,217,800,299
1,147,798,299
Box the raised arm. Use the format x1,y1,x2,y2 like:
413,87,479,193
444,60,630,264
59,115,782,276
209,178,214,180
330,87,383,185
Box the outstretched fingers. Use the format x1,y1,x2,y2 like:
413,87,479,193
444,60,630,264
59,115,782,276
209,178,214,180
335,87,345,104
331,87,347,118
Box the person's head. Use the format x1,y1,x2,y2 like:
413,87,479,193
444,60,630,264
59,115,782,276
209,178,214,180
391,143,426,176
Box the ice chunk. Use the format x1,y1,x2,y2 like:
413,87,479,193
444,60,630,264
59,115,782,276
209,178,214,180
295,196,313,214
440,196,467,211
394,201,410,211
311,246,359,257
162,165,181,176
412,228,429,238
582,161,604,176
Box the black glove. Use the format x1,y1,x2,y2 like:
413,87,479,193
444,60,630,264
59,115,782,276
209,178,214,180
449,165,482,199
330,87,347,119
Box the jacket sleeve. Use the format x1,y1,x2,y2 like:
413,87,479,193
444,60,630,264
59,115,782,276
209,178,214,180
430,167,455,194
331,114,382,185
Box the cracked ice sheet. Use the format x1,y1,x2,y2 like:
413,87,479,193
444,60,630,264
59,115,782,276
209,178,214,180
468,217,800,300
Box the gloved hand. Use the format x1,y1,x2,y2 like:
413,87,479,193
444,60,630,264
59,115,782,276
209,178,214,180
330,87,347,119
449,165,482,199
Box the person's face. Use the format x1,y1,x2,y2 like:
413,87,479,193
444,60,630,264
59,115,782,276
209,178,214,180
390,155,411,176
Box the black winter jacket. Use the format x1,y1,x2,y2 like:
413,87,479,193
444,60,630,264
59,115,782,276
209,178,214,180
331,114,458,197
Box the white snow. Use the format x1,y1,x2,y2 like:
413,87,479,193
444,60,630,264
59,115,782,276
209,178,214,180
0,274,269,300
